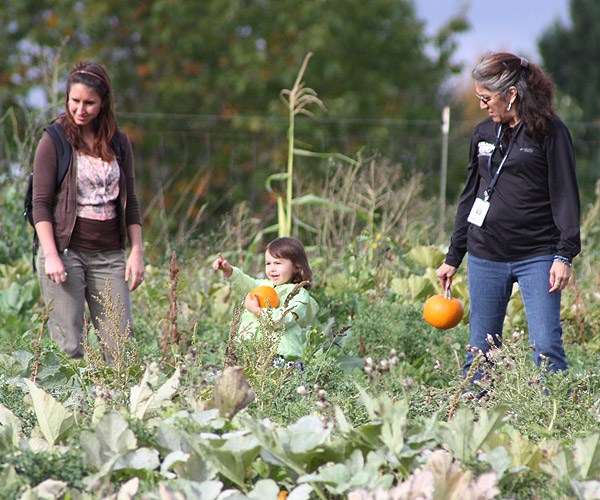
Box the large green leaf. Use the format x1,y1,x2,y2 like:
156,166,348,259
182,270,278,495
119,447,160,471
425,449,500,500
298,449,393,495
571,479,600,499
81,412,137,469
0,353,28,378
173,480,224,500
0,465,19,491
482,429,546,481
538,441,574,481
247,479,280,500
406,245,446,268
113,477,139,500
283,415,331,454
156,422,219,482
439,406,509,463
0,404,21,451
212,366,256,420
247,415,331,476
389,275,435,302
194,431,261,489
23,379,74,447
0,282,33,314
130,363,180,420
574,432,600,480
18,479,68,500
287,484,313,500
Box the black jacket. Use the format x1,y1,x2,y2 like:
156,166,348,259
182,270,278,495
445,116,580,267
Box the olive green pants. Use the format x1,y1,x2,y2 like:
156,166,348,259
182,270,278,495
37,248,133,361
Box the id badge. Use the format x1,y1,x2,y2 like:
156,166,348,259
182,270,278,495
467,197,490,226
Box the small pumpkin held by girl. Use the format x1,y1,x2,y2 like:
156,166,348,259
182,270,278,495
212,237,319,366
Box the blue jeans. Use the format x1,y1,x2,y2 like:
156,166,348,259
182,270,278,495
464,254,567,379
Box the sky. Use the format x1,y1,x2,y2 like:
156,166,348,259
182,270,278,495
414,0,571,80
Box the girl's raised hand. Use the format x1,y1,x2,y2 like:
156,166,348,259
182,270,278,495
212,252,233,278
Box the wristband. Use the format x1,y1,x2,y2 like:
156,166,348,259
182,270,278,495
553,255,572,267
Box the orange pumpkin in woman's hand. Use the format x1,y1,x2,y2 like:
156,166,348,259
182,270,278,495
250,285,280,308
423,288,464,330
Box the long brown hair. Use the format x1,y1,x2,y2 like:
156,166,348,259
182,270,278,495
266,237,313,289
472,52,556,141
58,61,119,162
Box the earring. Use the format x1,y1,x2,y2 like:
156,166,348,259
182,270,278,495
506,101,512,111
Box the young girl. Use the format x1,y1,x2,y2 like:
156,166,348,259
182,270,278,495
212,237,318,360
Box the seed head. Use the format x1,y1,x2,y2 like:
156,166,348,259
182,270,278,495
378,359,390,372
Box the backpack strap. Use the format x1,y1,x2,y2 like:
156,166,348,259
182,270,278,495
43,123,72,188
110,132,122,164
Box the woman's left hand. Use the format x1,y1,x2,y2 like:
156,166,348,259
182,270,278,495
126,247,145,291
549,261,571,293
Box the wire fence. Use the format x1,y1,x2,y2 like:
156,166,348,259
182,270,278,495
119,112,600,219
2,111,597,249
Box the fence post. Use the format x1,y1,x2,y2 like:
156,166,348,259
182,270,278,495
439,106,450,233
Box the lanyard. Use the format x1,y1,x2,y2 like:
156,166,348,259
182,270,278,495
484,121,523,201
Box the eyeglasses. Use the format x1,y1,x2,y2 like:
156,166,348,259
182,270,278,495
474,92,499,105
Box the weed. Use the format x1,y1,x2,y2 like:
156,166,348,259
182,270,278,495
29,301,49,383
161,250,190,359
447,350,483,421
235,306,287,413
84,279,139,392
2,446,92,490
468,329,599,442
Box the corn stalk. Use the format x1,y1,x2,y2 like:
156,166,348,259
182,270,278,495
269,53,360,237
276,52,325,236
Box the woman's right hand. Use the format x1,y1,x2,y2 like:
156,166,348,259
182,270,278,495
45,253,67,283
35,221,67,283
436,263,457,291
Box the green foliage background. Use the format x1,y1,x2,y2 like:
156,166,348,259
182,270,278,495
1,1,600,498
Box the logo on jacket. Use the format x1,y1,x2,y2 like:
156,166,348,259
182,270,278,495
478,141,495,157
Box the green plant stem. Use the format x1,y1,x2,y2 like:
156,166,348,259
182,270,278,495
284,78,295,237
447,352,483,422
547,398,557,431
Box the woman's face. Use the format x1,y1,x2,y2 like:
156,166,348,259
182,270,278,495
68,83,102,130
475,82,518,126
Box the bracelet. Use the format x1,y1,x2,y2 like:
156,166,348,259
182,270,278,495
554,255,572,267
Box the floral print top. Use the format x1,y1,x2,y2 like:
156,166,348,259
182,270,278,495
76,151,120,220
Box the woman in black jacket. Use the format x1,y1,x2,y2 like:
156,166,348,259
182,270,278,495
437,52,580,381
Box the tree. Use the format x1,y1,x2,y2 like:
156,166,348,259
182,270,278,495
539,0,600,122
539,0,600,201
1,0,467,120
0,0,468,245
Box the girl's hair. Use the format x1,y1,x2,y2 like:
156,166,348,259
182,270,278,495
471,52,556,141
266,237,312,289
58,60,119,162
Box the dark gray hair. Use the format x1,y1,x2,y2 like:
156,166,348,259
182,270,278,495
472,54,528,99
471,52,555,140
